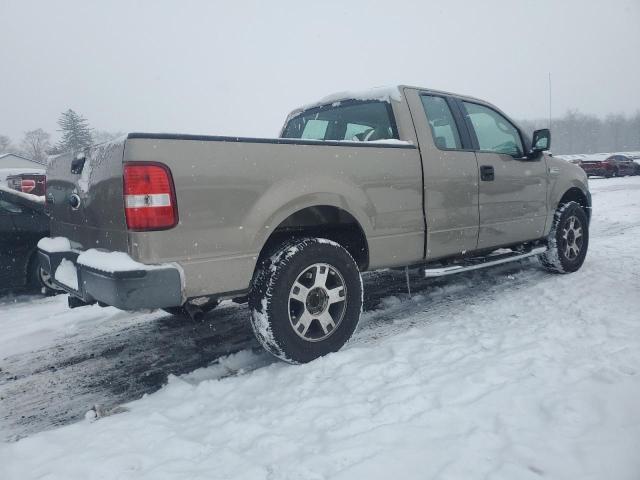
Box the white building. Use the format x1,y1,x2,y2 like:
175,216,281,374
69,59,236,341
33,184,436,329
0,153,46,186
0,153,44,169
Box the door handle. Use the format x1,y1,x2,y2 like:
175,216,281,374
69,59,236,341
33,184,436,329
480,165,495,181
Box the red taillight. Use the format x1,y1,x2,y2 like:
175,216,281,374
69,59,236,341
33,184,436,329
20,179,36,193
123,162,178,231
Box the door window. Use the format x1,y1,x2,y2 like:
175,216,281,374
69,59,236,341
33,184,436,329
463,102,524,157
420,95,462,150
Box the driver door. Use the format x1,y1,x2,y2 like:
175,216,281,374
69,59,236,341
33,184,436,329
459,101,548,249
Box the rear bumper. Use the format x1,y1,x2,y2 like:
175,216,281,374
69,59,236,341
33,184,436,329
38,249,183,311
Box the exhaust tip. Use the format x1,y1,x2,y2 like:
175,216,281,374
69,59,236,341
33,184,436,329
184,303,204,321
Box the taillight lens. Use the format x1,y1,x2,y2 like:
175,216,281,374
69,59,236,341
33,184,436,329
21,179,36,193
123,162,178,231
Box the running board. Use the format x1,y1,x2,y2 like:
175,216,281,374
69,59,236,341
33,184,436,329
423,246,547,278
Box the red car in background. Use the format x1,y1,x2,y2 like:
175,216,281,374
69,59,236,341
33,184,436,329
578,155,637,178
6,172,47,196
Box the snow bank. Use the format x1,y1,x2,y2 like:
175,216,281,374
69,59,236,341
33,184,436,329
37,237,72,253
77,249,164,273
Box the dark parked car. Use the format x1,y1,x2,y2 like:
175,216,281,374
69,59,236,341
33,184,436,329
578,154,637,178
6,172,47,196
0,187,60,295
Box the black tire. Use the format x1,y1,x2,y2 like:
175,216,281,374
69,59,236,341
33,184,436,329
28,254,62,296
539,201,589,273
249,238,363,364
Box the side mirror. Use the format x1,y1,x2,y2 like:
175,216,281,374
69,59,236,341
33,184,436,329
530,128,551,155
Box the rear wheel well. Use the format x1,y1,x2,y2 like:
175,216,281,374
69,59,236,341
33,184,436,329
258,206,369,270
559,188,590,220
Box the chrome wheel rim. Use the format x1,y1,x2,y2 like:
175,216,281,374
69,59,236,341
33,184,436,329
288,263,347,342
561,215,583,261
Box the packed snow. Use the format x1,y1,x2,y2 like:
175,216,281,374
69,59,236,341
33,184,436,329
37,236,72,253
1,176,640,480
292,86,403,116
77,249,166,273
54,259,78,290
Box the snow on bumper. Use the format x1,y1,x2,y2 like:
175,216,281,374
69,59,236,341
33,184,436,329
38,238,183,310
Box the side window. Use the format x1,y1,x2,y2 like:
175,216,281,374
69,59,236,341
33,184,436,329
462,102,524,157
420,95,462,150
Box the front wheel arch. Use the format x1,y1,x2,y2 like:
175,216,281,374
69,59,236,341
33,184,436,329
558,187,590,222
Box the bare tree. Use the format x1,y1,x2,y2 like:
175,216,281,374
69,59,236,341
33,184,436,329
0,134,13,154
20,129,51,164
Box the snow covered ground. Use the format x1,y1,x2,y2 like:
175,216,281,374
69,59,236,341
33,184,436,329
1,176,640,480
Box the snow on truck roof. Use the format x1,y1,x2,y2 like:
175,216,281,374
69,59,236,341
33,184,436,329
292,85,486,115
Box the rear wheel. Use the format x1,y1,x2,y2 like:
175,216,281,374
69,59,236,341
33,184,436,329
539,201,589,273
249,238,363,364
29,255,62,296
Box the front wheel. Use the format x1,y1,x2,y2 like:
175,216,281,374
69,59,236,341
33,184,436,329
249,238,363,364
539,201,589,273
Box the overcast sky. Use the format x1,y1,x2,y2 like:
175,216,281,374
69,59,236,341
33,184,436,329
1,0,639,142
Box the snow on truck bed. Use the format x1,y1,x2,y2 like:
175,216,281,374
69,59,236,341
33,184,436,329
2,177,640,480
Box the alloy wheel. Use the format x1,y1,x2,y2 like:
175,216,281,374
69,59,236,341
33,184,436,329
288,263,347,342
560,215,583,261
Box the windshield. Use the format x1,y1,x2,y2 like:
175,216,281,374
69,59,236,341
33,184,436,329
281,100,398,142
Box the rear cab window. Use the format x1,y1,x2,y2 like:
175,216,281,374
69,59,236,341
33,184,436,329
282,101,399,142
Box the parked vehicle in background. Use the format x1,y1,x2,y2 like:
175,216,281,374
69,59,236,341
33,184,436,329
6,172,47,196
38,85,591,363
578,154,637,178
0,187,61,295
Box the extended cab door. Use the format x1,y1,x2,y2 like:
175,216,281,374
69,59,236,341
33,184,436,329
458,100,548,249
403,88,480,260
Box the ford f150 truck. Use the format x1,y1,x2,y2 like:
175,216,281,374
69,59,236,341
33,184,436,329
38,85,591,363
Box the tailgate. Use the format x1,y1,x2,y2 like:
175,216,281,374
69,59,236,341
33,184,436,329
46,139,129,251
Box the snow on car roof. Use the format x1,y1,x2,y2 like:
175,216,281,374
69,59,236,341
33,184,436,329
0,184,45,204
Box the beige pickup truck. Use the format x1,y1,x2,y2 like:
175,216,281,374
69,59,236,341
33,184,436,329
39,85,591,363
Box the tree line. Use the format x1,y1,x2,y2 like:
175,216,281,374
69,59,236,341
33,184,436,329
519,110,640,155
1,109,639,163
0,110,122,164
